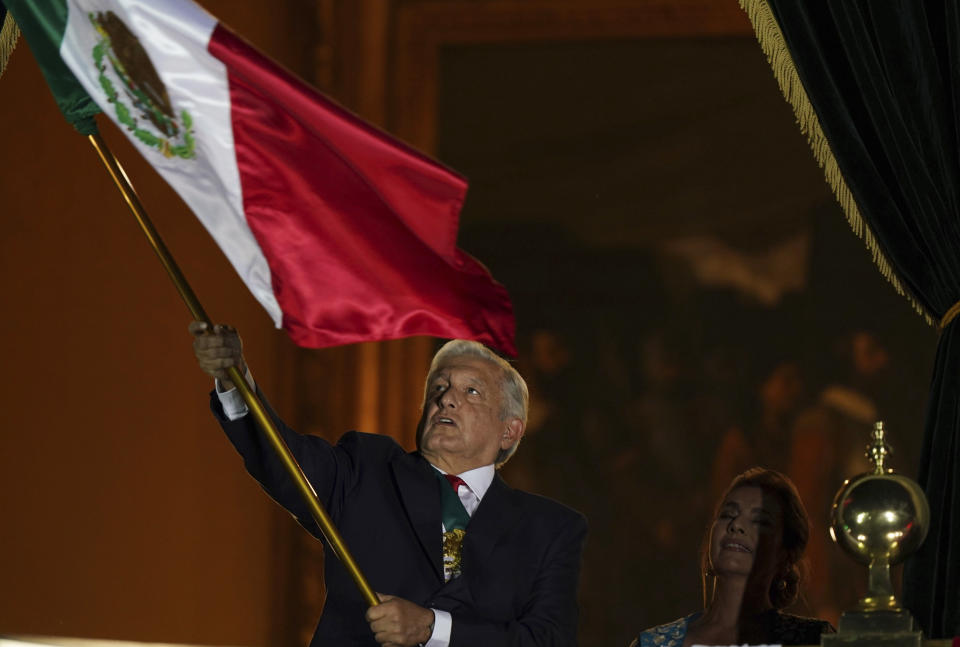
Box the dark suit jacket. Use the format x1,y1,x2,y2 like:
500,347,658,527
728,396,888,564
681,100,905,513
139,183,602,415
212,391,587,646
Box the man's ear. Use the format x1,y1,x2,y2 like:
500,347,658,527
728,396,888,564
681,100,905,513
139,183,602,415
501,417,525,450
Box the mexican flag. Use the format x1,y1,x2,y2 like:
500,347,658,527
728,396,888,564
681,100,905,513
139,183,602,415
4,0,517,355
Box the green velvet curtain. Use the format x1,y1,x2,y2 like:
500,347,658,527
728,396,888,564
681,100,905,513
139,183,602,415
753,0,960,638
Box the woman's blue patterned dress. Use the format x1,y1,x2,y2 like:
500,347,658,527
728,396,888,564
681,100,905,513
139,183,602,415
638,613,700,647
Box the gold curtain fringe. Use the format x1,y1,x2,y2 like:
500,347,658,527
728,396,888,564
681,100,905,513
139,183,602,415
739,0,935,327
0,12,19,80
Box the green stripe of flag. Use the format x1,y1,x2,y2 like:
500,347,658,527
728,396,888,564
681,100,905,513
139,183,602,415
3,0,99,134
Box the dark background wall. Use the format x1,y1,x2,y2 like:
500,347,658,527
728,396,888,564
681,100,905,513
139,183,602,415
437,36,937,646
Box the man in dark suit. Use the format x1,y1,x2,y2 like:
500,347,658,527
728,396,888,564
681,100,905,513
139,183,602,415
191,323,587,647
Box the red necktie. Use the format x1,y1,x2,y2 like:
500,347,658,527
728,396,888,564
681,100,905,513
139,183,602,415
440,473,468,582
445,473,467,493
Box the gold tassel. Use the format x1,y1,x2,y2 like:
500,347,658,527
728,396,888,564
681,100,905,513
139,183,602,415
940,300,960,331
739,0,934,326
0,11,19,80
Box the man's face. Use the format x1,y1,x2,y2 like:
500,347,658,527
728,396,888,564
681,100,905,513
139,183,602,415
419,356,519,471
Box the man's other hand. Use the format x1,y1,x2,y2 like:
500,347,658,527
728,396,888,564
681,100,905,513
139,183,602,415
365,594,434,647
189,321,246,390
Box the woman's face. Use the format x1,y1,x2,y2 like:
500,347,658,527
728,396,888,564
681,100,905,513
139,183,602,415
709,485,785,584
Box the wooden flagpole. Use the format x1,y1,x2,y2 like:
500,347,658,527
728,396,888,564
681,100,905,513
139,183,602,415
86,132,380,609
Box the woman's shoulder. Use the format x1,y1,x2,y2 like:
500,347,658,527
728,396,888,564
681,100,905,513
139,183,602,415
636,612,700,647
769,611,836,645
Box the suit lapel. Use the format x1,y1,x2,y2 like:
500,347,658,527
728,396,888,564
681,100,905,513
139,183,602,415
463,474,521,568
390,452,444,582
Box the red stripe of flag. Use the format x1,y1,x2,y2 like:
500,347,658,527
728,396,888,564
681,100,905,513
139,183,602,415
207,23,516,356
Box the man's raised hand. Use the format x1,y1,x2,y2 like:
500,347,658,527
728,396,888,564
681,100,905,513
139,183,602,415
189,321,246,390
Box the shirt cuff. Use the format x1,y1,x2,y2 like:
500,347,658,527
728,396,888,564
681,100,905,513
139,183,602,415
215,368,256,421
423,609,451,647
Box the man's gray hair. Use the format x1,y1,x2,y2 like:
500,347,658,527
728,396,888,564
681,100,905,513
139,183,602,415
424,339,529,467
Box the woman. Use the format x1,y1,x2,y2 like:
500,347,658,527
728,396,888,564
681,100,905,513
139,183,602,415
631,468,834,646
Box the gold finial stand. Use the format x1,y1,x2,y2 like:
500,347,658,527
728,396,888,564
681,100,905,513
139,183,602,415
822,422,929,647
868,421,892,475
862,422,898,612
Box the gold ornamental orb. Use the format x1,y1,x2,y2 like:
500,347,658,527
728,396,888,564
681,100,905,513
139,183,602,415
828,422,930,612
830,472,929,566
